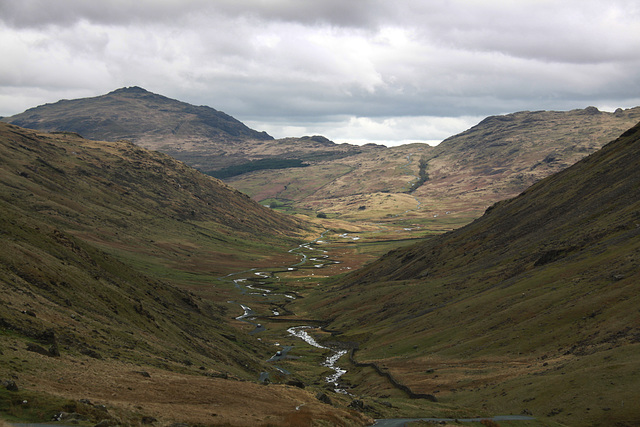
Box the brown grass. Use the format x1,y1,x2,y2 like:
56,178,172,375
12,352,371,426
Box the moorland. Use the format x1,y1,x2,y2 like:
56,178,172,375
1,89,639,426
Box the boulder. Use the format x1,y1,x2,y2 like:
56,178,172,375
316,392,332,405
2,380,18,392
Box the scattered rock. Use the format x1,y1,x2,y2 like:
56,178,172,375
316,392,332,405
258,372,270,384
141,416,157,424
2,380,18,392
53,412,86,422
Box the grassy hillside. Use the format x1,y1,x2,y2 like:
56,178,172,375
0,123,370,426
0,123,310,274
300,122,640,426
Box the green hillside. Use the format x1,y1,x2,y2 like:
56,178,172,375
0,124,370,426
302,122,640,426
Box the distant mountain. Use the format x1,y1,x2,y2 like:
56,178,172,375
7,89,640,227
2,87,371,173
5,86,273,143
412,106,640,216
310,121,640,425
229,107,640,223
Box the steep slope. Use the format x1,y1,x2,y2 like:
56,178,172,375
0,122,308,273
0,124,369,426
305,122,640,425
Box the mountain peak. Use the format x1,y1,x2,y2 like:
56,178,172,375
109,86,150,95
2,87,274,165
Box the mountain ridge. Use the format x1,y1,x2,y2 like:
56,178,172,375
7,86,274,143
229,106,640,226
2,87,376,174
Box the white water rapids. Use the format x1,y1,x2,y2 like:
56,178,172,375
287,326,348,394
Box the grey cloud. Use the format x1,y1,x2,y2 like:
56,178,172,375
1,0,639,145
0,0,387,28
0,0,202,27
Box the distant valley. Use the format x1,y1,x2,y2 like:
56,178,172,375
2,89,640,426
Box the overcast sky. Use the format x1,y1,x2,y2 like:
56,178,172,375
1,0,640,146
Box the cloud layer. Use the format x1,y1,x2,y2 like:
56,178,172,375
2,0,640,145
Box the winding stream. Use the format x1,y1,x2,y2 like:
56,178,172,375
221,231,349,391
